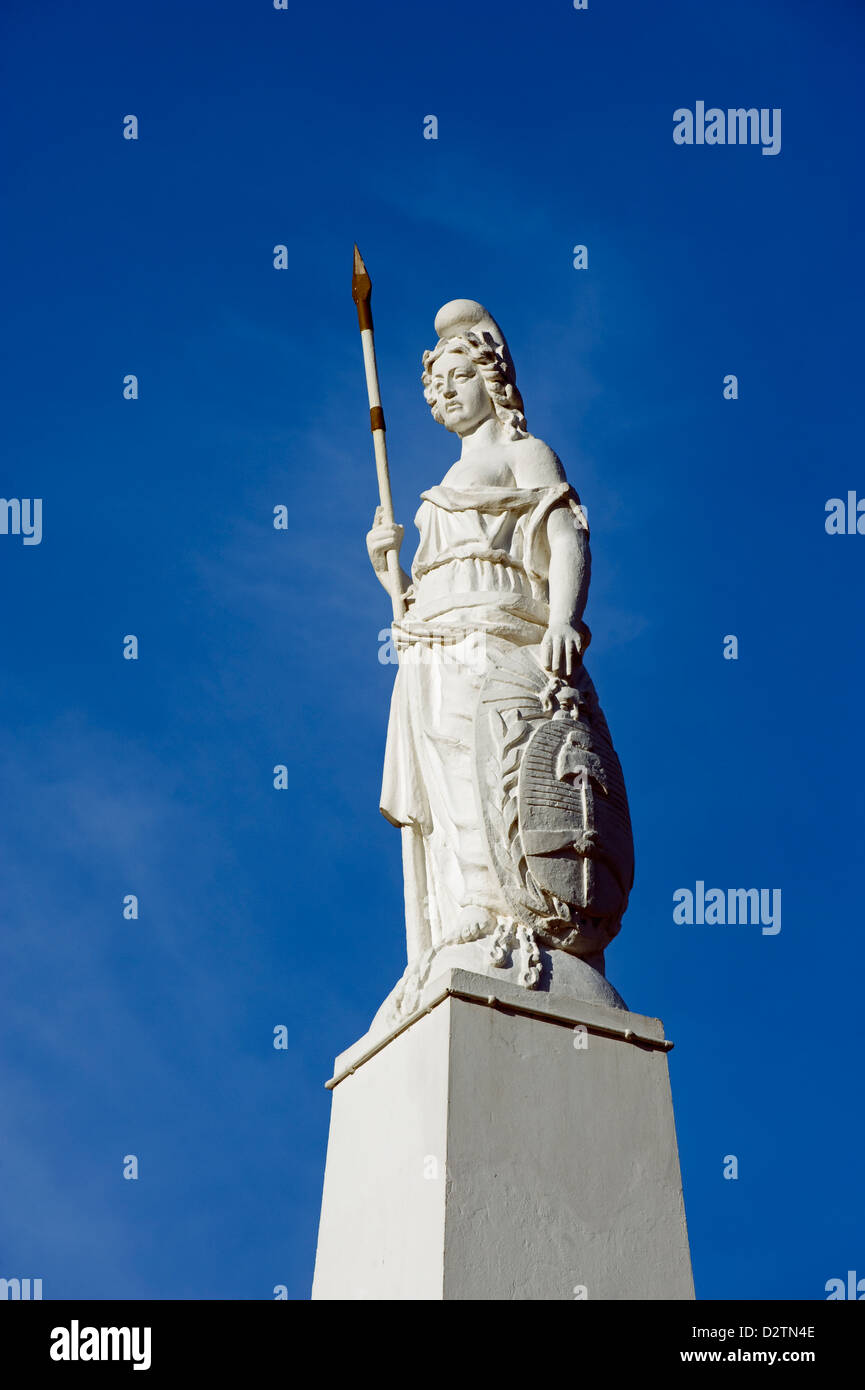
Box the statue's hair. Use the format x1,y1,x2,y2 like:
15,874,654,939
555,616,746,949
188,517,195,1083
421,332,528,440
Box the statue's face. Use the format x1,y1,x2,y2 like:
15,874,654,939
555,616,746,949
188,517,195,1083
429,349,495,436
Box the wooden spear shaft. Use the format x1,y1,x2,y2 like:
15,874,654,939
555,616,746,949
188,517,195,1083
352,245,405,620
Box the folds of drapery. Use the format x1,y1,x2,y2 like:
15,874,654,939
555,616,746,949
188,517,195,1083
379,482,588,959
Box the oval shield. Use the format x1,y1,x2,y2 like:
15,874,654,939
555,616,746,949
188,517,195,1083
473,643,634,957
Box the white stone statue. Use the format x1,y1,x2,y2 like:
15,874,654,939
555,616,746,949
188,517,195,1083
366,300,634,1022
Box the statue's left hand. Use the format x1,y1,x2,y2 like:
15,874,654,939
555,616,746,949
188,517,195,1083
541,623,584,678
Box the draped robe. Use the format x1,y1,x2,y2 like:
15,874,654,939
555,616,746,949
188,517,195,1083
380,481,589,962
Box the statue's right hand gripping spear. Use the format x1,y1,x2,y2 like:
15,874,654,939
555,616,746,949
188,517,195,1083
352,245,405,621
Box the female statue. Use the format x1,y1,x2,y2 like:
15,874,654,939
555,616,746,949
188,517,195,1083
366,300,633,1019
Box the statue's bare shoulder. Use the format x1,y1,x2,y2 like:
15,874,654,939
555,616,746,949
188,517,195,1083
443,437,567,489
508,435,567,489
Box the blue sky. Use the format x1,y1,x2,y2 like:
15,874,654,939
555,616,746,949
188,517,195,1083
1,0,862,1299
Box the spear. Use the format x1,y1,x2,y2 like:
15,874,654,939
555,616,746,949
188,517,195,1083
352,244,405,620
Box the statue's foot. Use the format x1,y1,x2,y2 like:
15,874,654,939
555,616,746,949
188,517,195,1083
445,905,500,946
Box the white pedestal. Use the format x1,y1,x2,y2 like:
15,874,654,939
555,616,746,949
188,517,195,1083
312,967,694,1301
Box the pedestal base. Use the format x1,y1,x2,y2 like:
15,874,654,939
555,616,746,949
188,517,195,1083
312,967,694,1301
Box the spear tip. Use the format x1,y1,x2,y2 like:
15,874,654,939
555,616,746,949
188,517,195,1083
352,243,371,304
